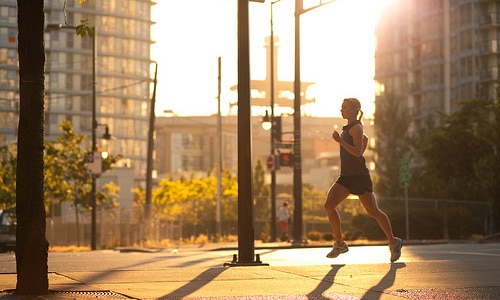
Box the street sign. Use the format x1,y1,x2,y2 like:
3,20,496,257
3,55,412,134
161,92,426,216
87,151,102,175
266,155,275,171
399,159,410,187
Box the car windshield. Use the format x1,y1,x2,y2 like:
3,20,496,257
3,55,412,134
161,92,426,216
1,211,16,226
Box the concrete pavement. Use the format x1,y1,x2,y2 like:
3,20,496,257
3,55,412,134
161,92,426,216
1,241,499,299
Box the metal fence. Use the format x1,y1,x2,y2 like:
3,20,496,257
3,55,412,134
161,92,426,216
45,196,494,248
46,206,183,249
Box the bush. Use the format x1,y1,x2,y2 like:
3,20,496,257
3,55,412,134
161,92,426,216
323,232,334,241
307,230,322,241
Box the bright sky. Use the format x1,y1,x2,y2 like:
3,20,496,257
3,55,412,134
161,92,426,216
151,0,394,118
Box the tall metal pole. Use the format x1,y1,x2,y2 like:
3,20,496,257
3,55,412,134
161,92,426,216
293,0,303,245
237,0,254,263
225,0,266,266
216,57,222,239
90,26,97,250
145,62,158,241
292,0,336,246
269,0,281,242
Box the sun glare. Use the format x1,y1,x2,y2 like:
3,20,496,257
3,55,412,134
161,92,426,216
151,0,397,118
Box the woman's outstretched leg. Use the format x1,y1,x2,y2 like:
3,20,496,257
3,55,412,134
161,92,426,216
359,192,403,262
324,183,350,258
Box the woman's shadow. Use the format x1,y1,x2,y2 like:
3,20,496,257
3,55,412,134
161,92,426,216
307,264,346,299
361,263,406,300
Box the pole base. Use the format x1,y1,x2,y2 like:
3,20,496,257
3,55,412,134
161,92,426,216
223,254,269,267
290,239,309,247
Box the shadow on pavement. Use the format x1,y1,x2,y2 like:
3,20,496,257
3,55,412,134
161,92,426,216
158,267,226,299
361,263,406,300
307,264,345,299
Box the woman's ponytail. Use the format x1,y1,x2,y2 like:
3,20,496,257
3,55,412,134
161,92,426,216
358,110,364,121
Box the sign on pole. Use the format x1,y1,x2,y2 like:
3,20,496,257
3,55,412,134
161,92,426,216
266,155,275,171
86,151,102,175
400,159,410,240
399,159,410,187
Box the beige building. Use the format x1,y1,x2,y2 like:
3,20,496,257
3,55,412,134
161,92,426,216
155,115,375,191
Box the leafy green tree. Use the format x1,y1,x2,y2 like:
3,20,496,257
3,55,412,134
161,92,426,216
44,120,88,213
373,94,411,197
140,167,239,238
0,144,16,209
44,120,121,212
418,99,494,200
417,98,497,238
253,159,270,222
489,99,500,232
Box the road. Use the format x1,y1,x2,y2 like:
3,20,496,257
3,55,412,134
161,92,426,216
1,242,499,272
1,242,499,299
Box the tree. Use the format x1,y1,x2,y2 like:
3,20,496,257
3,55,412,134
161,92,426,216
418,98,496,238
253,159,270,223
135,167,240,239
373,94,411,197
44,120,88,214
16,0,48,294
418,99,494,200
45,120,121,208
0,144,16,209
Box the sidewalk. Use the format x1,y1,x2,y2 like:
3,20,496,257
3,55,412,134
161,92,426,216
1,241,499,299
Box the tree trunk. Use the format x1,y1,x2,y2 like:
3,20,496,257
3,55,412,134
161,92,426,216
15,0,49,294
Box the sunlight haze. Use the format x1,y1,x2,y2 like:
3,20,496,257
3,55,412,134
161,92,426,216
151,0,395,118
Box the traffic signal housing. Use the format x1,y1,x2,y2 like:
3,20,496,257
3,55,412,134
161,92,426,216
272,116,282,143
279,152,293,167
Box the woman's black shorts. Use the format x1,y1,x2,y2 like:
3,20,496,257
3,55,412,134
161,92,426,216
336,175,373,195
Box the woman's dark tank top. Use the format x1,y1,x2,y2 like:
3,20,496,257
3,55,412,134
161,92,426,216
340,120,369,176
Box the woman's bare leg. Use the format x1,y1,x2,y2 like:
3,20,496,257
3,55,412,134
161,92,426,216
324,183,350,245
358,192,396,245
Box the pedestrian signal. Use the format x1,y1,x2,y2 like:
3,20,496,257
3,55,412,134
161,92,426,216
279,153,293,167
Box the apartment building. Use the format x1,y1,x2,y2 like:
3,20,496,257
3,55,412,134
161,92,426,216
0,0,155,184
375,0,500,132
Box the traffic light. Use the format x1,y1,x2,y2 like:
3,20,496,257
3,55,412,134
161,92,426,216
279,152,293,167
272,116,282,142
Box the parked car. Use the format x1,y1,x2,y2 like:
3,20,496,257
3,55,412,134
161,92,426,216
0,208,16,252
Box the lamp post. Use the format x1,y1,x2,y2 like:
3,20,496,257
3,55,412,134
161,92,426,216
46,24,104,250
269,0,281,242
293,0,335,245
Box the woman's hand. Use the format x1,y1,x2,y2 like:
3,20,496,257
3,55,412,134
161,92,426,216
332,131,341,142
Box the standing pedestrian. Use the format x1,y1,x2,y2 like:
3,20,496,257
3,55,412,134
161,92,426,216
324,97,403,262
278,201,290,240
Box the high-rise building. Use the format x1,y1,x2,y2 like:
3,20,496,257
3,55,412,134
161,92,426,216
375,0,500,132
0,0,155,181
0,1,18,143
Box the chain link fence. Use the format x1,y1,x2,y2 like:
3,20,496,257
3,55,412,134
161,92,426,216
46,206,183,249
45,196,494,248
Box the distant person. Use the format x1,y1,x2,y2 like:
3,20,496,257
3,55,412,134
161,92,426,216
278,201,290,238
324,97,402,262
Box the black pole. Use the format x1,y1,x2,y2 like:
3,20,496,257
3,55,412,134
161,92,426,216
237,0,254,263
225,0,267,266
91,26,97,250
145,62,158,241
270,0,277,242
292,0,304,245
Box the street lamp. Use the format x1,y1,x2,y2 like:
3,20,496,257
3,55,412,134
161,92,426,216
46,24,109,250
268,0,282,242
293,0,335,245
